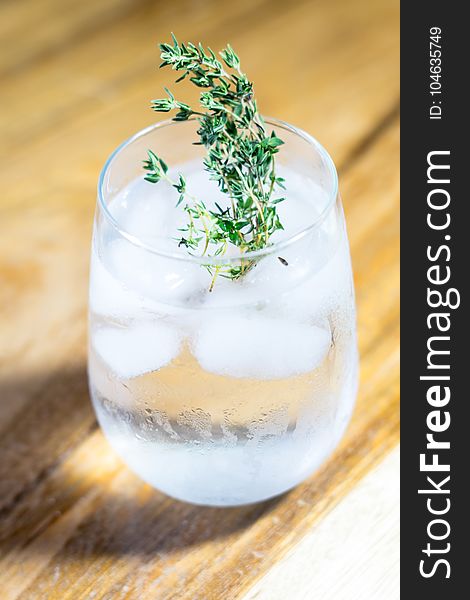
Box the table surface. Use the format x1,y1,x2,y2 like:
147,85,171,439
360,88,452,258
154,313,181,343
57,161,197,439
0,0,399,598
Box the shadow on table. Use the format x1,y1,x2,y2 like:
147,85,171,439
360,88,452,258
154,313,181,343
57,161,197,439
0,365,284,561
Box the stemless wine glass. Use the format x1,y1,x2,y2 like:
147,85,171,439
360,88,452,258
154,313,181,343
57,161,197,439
88,118,358,506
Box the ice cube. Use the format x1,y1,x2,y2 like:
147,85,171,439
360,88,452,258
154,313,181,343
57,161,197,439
110,177,181,242
89,249,160,319
103,174,212,306
273,171,326,240
201,250,314,310
104,239,209,308
192,313,331,379
93,322,181,379
282,234,353,321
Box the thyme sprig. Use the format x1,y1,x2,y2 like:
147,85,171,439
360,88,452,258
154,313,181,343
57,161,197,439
143,35,286,289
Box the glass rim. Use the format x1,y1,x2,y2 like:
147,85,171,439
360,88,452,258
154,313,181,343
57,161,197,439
97,116,339,264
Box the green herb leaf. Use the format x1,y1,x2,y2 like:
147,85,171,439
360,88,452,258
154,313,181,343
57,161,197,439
144,37,287,289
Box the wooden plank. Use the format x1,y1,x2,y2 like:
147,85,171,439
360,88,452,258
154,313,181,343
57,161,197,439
0,0,399,165
0,0,144,76
243,447,400,600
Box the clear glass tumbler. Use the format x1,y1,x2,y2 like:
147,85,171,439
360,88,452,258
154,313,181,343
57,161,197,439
88,118,358,506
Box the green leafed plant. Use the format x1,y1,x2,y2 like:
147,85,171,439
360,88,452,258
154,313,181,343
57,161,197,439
143,34,286,290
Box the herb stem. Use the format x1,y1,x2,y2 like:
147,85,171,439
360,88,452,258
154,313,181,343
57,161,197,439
160,170,212,255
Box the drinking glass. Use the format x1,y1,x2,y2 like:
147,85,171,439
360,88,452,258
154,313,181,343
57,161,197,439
88,118,358,506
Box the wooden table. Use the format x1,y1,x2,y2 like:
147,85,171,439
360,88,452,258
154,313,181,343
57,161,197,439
0,0,399,597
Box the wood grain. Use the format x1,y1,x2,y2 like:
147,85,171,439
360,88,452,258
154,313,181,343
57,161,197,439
244,446,400,600
0,0,399,598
